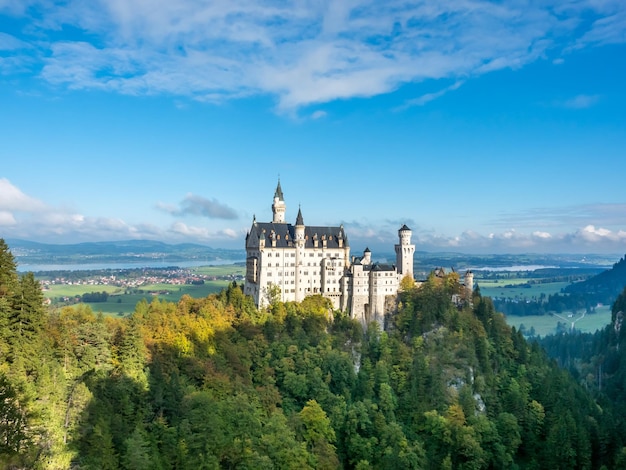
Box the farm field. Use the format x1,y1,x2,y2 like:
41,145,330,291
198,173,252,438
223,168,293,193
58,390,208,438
474,272,615,336
42,264,245,316
477,279,570,301
45,280,234,316
504,305,612,337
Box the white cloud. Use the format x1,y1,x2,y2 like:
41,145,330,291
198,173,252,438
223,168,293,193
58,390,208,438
576,224,626,242
2,0,623,111
169,221,211,239
532,231,552,239
0,178,47,212
346,218,626,255
0,210,16,226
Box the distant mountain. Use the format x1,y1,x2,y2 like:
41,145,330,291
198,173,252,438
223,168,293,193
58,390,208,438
5,238,246,266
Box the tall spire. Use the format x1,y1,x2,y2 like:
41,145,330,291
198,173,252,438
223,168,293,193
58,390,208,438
274,178,284,201
296,205,304,226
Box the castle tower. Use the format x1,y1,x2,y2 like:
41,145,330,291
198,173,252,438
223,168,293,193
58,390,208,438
395,224,415,278
464,270,474,298
272,179,286,223
362,247,372,265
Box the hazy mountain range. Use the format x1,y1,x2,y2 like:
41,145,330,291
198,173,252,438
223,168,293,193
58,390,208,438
6,238,246,267
6,238,620,272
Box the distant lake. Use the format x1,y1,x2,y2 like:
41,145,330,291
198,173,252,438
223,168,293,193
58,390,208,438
17,259,245,272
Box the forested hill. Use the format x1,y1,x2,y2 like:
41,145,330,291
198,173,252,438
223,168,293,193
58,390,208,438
541,286,626,432
563,254,626,305
2,237,626,469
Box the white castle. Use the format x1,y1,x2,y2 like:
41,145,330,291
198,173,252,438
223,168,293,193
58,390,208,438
244,181,416,327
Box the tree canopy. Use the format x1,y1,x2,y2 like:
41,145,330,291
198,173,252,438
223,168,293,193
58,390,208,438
0,238,625,469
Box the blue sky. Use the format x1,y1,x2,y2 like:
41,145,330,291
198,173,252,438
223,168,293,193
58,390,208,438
1,0,625,255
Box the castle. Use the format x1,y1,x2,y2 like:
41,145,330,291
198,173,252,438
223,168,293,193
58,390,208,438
244,181,416,327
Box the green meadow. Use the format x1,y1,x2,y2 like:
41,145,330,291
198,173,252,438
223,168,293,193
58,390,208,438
504,305,612,337
477,279,570,300
42,265,245,316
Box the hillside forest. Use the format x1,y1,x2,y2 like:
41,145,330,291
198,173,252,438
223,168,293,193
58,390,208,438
2,238,626,469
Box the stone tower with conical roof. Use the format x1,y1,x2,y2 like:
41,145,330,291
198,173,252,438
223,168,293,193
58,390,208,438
395,224,415,279
272,179,286,223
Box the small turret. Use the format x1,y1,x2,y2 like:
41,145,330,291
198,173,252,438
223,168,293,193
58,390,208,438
272,179,286,223
362,247,372,265
295,206,305,242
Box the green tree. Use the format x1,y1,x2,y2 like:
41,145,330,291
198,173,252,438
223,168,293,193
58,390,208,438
0,372,29,455
299,399,339,469
122,424,153,470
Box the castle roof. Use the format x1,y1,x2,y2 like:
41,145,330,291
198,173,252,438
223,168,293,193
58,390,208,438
274,180,284,201
366,262,396,272
247,222,348,249
296,206,304,226
399,224,411,231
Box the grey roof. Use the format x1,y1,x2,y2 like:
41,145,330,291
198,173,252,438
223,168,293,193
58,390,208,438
366,263,396,272
399,224,411,231
248,222,348,249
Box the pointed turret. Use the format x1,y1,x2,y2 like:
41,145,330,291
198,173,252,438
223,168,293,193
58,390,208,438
274,180,284,201
296,206,304,226
272,179,286,223
295,205,305,243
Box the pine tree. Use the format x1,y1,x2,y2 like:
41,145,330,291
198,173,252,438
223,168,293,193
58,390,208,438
0,239,18,299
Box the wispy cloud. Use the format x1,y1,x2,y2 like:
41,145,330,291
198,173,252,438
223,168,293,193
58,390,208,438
560,94,601,109
574,8,626,48
2,0,624,111
310,110,327,120
156,193,238,220
397,80,464,110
